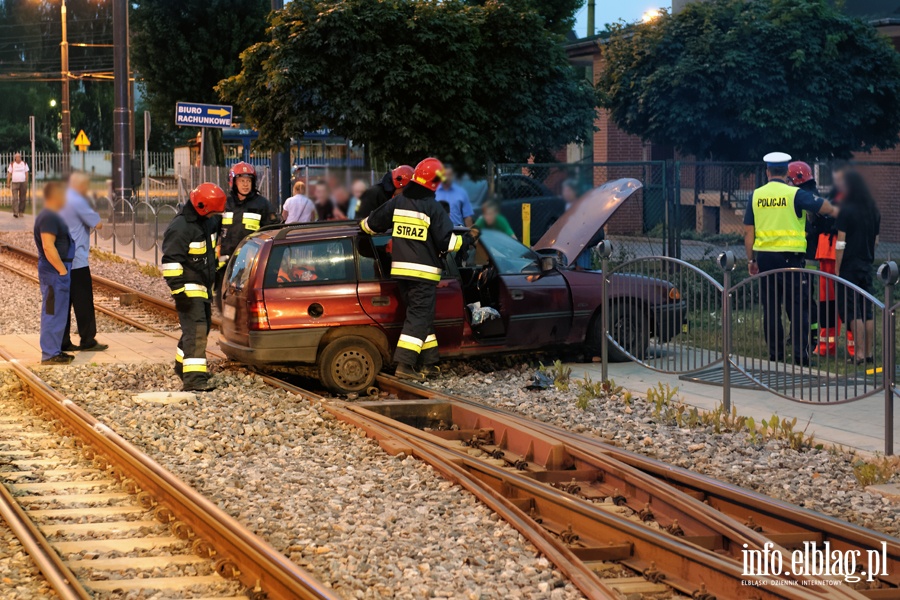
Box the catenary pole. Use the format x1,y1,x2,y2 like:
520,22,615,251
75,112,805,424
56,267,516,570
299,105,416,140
112,0,132,201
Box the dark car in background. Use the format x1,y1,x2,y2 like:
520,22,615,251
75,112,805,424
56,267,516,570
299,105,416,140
219,179,685,394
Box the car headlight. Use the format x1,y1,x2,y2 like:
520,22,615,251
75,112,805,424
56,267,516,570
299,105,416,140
668,287,681,301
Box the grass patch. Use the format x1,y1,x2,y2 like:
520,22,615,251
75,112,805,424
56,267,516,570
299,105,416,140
852,455,900,487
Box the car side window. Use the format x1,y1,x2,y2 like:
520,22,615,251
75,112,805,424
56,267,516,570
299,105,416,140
264,238,355,288
228,239,262,291
358,235,392,281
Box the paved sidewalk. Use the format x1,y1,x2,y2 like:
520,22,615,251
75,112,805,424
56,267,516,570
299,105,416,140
0,332,175,366
568,359,895,455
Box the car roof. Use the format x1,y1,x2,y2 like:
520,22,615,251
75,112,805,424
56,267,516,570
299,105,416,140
254,221,362,243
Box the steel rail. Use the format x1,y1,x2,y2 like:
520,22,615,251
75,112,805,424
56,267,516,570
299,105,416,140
0,479,92,600
0,347,339,600
377,374,900,595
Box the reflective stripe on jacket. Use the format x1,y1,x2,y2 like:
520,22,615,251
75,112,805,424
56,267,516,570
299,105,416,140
361,192,457,283
751,181,806,253
218,191,274,259
161,202,218,297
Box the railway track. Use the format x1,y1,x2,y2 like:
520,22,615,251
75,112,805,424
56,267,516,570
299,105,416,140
2,240,899,598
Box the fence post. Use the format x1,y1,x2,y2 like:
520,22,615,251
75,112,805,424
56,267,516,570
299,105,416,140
718,251,736,412
878,261,899,455
598,240,613,382
111,198,117,255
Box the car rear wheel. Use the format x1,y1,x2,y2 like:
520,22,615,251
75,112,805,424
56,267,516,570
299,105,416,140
587,303,650,363
318,337,382,394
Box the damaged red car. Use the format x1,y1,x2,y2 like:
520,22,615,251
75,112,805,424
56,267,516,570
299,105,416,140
219,178,685,393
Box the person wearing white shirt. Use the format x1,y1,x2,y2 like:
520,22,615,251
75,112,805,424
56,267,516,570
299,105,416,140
281,180,316,224
7,152,29,218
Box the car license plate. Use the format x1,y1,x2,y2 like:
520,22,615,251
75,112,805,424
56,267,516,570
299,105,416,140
223,304,236,320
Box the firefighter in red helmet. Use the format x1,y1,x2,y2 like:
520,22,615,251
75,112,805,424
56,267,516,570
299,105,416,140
162,183,227,391
787,161,852,357
215,161,276,309
355,165,415,220
360,158,472,381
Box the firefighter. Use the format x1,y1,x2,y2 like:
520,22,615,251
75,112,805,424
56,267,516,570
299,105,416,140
162,183,226,392
360,158,470,381
355,165,414,220
215,162,276,308
744,152,838,365
786,161,852,357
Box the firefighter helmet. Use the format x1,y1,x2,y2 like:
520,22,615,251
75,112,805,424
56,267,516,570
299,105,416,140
392,165,414,190
412,158,445,192
787,161,814,186
229,161,257,189
190,183,227,217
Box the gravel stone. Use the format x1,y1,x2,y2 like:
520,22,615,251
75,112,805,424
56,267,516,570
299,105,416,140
0,521,58,599
39,363,586,600
425,361,900,537
0,263,133,335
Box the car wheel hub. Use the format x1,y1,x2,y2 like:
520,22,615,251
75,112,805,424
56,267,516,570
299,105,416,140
333,349,372,386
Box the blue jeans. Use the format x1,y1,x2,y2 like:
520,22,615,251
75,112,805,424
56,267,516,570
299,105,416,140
38,262,71,360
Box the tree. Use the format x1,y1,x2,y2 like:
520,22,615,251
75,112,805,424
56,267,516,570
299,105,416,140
218,0,596,173
131,0,269,159
597,0,900,161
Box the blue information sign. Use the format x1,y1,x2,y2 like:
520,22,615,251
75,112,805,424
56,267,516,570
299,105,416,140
175,102,233,128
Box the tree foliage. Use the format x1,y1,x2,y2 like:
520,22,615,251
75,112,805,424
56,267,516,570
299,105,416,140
131,0,269,154
218,0,596,172
598,0,900,161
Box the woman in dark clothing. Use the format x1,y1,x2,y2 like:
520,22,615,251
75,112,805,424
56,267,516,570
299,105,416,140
834,169,880,364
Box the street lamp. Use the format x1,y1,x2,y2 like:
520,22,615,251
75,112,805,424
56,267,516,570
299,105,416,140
642,9,663,22
60,0,70,166
49,99,57,108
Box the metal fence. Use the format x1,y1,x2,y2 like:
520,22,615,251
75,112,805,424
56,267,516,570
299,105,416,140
596,241,900,454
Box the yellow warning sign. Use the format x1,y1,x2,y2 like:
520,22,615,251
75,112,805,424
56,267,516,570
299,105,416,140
74,129,90,150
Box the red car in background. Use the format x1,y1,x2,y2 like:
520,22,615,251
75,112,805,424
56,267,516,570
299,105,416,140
219,179,685,393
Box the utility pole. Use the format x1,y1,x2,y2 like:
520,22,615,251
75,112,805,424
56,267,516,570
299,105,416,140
270,0,291,210
60,0,70,171
112,0,132,200
587,0,595,36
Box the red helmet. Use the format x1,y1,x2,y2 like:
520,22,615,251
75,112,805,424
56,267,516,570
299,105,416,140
412,158,445,192
391,165,414,190
190,182,227,216
786,161,814,186
229,161,257,188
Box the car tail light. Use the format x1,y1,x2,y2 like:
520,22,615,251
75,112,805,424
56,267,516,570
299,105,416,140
248,299,270,330
668,287,682,301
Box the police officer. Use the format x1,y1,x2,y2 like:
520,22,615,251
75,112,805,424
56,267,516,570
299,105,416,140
162,183,226,392
360,158,469,381
355,165,414,220
215,162,276,309
744,152,838,365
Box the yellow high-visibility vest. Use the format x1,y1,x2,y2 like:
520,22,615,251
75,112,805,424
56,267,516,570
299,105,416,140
751,180,806,253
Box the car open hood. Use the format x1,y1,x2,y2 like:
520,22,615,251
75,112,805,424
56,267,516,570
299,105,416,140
533,178,643,263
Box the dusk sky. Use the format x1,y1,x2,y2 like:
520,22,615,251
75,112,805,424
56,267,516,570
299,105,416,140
573,1,671,36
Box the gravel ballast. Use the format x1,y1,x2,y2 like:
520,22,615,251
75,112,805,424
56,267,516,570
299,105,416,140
38,363,584,600
0,521,57,599
426,362,900,538
1,230,174,302
0,266,134,336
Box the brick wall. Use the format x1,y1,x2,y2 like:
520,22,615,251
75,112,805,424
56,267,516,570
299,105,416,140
850,148,900,244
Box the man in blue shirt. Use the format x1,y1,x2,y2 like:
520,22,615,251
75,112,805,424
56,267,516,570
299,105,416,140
59,172,107,352
435,165,473,227
34,182,76,364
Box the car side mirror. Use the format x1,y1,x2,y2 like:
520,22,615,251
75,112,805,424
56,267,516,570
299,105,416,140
540,256,558,273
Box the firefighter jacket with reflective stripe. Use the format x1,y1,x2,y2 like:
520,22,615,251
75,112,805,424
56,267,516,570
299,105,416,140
218,190,274,261
361,192,462,283
161,202,218,299
751,181,806,253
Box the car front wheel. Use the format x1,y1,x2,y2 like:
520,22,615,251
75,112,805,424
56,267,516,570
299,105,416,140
318,336,382,394
587,303,650,363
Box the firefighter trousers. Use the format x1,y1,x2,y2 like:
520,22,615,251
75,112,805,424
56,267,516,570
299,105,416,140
395,279,439,368
175,297,212,388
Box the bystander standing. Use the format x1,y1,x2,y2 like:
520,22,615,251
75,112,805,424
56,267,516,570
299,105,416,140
472,200,516,239
59,172,107,352
34,182,74,364
435,165,473,226
313,180,345,221
282,181,316,224
834,168,880,365
349,179,368,219
7,152,29,218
